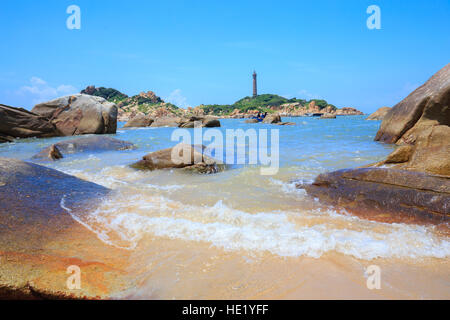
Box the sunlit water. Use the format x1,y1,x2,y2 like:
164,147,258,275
2,116,449,299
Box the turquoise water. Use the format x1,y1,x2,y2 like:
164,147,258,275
2,115,449,260
0,115,394,174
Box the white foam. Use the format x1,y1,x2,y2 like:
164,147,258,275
61,195,450,260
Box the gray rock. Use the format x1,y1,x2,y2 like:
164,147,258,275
32,94,118,136
33,136,135,160
0,104,57,140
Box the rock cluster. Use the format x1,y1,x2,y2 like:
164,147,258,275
299,63,450,221
124,114,221,128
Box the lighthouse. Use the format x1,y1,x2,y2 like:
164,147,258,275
253,71,258,98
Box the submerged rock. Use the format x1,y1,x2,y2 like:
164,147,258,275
366,107,391,120
33,136,136,160
0,158,132,299
301,168,449,222
131,143,222,173
245,119,259,124
0,104,57,140
32,94,118,136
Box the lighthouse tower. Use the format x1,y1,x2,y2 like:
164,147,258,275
252,71,258,98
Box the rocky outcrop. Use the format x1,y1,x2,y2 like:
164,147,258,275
123,113,154,128
33,136,135,160
320,113,336,119
131,144,222,174
32,94,118,136
334,107,364,116
300,168,449,222
178,116,221,128
366,107,391,120
0,104,57,140
0,158,132,299
371,64,450,176
375,64,450,144
150,116,182,128
245,119,259,124
300,64,450,222
202,117,221,128
374,125,450,176
262,114,281,124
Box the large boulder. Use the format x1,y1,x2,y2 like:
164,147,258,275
366,107,391,120
376,125,450,176
375,63,450,144
300,168,449,222
371,64,450,176
131,143,222,174
262,114,281,124
32,94,118,136
202,116,221,128
0,104,57,140
299,64,450,222
123,113,154,128
33,136,136,160
0,158,132,299
150,116,182,127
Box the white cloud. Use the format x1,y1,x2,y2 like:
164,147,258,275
165,89,190,109
17,77,78,105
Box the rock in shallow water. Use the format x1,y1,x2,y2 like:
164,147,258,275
300,168,449,222
0,157,132,299
131,143,223,173
32,136,136,160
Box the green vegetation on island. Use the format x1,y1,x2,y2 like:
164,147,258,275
198,94,337,115
80,86,339,117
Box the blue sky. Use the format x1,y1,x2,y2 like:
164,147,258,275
0,0,449,113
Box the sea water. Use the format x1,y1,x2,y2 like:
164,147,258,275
1,115,449,299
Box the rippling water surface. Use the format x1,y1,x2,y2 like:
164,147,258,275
2,116,449,299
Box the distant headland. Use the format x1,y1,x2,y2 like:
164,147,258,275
80,83,364,122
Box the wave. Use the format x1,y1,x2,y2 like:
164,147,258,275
61,194,450,261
